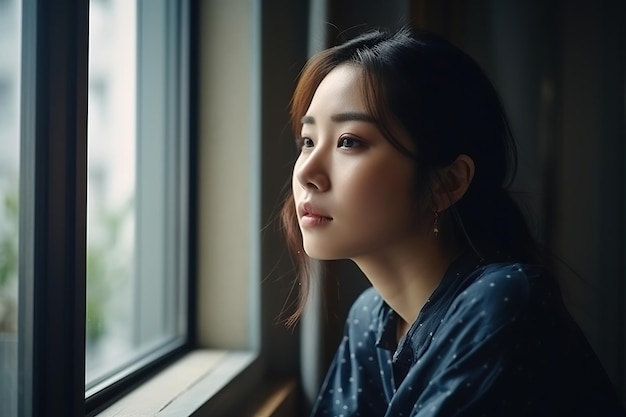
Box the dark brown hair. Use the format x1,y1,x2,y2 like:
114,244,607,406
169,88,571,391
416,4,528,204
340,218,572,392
281,27,538,326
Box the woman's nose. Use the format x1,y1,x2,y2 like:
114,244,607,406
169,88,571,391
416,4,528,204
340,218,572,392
293,147,330,192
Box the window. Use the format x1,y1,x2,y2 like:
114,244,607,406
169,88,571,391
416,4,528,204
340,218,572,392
15,0,191,414
85,0,189,393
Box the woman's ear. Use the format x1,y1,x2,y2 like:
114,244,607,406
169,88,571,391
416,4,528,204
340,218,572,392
432,154,475,211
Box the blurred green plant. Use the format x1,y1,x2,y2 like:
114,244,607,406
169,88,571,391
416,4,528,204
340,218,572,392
0,186,18,333
0,189,18,288
85,196,133,344
0,183,133,344
86,242,109,342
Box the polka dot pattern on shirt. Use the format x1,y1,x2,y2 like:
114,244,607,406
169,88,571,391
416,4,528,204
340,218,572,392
309,254,626,417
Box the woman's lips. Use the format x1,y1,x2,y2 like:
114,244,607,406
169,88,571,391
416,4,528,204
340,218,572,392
300,213,333,227
298,202,333,227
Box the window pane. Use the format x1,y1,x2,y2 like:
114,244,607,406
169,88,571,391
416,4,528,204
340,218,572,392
0,0,21,415
86,0,187,390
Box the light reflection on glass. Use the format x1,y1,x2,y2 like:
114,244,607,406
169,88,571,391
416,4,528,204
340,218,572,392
86,0,137,384
0,0,21,415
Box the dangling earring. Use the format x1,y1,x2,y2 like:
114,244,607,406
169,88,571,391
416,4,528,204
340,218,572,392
433,210,439,237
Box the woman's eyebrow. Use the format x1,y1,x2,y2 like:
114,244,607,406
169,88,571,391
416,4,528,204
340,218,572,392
301,115,315,125
301,112,375,125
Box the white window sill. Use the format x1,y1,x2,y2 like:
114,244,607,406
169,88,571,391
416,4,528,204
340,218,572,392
94,350,257,416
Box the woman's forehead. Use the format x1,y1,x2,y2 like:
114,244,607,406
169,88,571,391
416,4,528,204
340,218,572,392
304,65,366,118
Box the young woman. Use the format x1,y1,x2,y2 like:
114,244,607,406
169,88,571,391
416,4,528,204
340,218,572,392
281,28,625,416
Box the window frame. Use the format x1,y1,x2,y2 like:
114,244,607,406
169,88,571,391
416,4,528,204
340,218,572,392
18,0,196,415
19,0,89,415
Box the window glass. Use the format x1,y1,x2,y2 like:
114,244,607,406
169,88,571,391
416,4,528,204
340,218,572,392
0,0,21,415
86,0,188,391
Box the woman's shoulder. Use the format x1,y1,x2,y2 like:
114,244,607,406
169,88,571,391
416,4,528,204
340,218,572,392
465,261,544,299
446,261,545,332
467,261,540,295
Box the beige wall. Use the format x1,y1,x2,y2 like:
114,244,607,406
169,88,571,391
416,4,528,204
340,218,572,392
197,0,254,349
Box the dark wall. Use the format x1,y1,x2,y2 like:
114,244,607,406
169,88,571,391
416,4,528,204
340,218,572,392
459,0,625,400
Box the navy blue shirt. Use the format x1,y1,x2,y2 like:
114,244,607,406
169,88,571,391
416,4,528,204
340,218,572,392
311,254,625,417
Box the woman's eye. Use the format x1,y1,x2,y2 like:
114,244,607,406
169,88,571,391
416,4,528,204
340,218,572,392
297,137,314,149
339,136,361,149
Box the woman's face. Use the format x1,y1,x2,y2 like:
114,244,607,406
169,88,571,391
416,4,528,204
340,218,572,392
292,64,430,261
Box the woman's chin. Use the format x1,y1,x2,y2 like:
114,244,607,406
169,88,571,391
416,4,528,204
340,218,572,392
302,245,343,261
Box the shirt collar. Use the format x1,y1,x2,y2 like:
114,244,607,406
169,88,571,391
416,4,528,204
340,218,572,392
375,251,485,354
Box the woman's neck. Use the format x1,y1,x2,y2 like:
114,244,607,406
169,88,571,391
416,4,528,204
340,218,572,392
353,238,460,340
